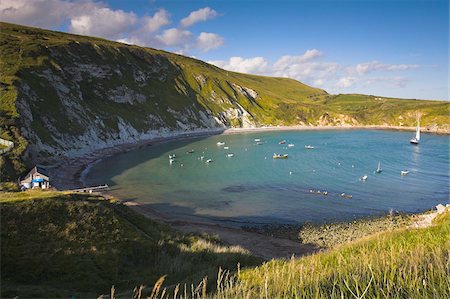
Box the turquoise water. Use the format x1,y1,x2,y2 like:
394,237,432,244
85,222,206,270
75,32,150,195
85,130,449,226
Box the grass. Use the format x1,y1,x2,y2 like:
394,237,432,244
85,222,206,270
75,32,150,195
1,190,448,298
234,210,449,298
127,210,450,299
0,190,259,298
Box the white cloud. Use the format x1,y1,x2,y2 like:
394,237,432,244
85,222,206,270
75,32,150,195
0,0,73,27
209,50,420,94
143,9,170,33
209,56,270,74
273,49,322,71
70,7,137,39
196,32,224,52
351,60,420,75
336,77,357,88
0,0,223,53
157,28,193,46
180,7,218,27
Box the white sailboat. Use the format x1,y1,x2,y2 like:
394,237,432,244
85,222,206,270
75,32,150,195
410,114,420,145
375,161,382,173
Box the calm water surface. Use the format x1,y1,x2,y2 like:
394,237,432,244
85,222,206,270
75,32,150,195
85,130,449,226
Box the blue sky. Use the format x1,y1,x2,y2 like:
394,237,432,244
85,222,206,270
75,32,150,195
1,0,448,100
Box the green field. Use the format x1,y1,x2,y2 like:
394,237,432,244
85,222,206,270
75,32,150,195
0,191,259,298
1,190,448,298
130,209,450,299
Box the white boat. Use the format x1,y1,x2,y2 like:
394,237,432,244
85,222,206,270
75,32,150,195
375,161,382,173
410,114,420,145
401,170,409,176
278,140,286,144
186,149,195,154
168,154,176,159
169,158,175,164
226,153,234,157
224,146,229,150
287,144,295,147
360,175,368,181
254,138,261,142
205,159,213,163
273,153,288,159
217,142,225,146
305,145,315,149
256,141,263,145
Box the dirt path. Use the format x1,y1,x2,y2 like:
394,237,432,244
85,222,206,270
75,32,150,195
409,204,449,228
124,201,317,260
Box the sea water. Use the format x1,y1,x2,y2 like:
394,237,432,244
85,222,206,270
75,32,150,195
85,130,450,226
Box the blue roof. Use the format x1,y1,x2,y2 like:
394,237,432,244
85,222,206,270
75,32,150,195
32,178,45,183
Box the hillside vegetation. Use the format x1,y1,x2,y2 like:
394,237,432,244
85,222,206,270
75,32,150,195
129,210,450,298
1,192,448,298
0,191,259,298
1,22,449,181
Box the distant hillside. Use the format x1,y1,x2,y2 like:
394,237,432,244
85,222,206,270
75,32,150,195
1,22,449,180
0,191,258,298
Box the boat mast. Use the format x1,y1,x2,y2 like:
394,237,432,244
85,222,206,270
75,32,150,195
415,114,420,141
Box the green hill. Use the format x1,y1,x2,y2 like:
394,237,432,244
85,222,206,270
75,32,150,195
1,192,448,298
129,209,450,298
0,22,449,181
0,191,259,298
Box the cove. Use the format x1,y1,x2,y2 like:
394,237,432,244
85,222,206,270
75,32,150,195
85,130,449,226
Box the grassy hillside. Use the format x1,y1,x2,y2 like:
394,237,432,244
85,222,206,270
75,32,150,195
1,22,449,181
1,192,448,298
0,191,259,298
128,210,449,298
234,211,449,298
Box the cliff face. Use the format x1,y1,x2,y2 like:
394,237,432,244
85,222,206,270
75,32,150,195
0,22,449,180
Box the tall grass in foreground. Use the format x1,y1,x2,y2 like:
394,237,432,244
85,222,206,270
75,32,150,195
121,211,450,299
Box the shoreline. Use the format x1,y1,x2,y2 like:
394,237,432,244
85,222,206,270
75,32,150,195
51,124,448,190
46,125,449,259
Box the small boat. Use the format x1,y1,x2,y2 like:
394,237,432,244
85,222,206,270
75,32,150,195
340,193,353,199
287,144,295,147
169,154,176,159
217,142,225,146
322,191,328,195
273,153,288,159
278,140,286,144
254,138,261,142
169,158,175,164
227,153,234,157
305,145,315,149
256,141,263,145
401,170,409,176
360,175,368,181
223,146,229,150
205,159,213,163
410,114,420,145
375,161,382,173
186,149,195,154
200,156,204,160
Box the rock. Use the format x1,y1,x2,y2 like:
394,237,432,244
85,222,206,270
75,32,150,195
435,204,446,214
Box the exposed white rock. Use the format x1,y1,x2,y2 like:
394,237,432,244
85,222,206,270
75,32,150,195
231,83,258,100
108,85,146,104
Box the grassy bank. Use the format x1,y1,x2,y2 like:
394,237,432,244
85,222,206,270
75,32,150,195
0,190,259,298
130,209,449,298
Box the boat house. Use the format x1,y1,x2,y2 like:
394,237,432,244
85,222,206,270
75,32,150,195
20,166,50,189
